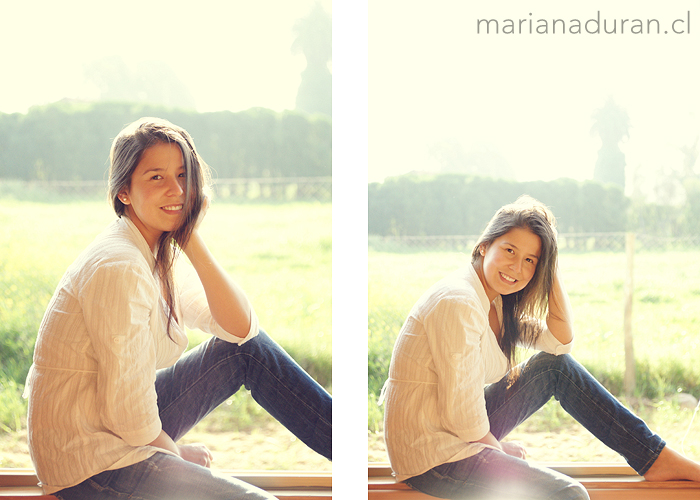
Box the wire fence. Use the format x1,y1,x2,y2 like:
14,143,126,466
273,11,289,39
211,177,331,202
369,232,700,254
0,177,332,203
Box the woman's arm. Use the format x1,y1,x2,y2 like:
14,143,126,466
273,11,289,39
148,429,180,456
546,265,574,345
474,430,502,450
182,229,252,339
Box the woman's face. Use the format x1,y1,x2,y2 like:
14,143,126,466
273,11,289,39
120,141,186,250
477,227,541,302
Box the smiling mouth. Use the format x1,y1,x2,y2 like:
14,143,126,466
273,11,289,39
500,272,517,284
162,204,183,212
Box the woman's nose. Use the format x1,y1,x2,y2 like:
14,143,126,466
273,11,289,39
166,176,184,195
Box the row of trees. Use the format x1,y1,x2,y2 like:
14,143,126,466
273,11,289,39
0,101,331,181
369,174,700,237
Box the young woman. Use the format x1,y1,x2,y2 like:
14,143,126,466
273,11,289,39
381,196,700,499
25,118,331,500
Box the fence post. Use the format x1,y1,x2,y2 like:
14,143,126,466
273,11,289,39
624,232,636,398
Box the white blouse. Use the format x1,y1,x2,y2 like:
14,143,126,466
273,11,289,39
382,265,572,482
25,216,258,494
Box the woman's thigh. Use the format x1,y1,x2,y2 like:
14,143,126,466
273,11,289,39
54,453,275,500
484,352,664,474
405,449,589,500
155,330,332,459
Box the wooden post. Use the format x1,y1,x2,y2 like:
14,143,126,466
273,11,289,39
624,232,636,398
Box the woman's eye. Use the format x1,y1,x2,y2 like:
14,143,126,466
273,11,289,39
151,175,162,180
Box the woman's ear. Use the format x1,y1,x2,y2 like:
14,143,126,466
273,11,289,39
479,244,485,257
119,192,130,205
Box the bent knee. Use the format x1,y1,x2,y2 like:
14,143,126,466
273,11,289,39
528,351,575,370
565,483,590,500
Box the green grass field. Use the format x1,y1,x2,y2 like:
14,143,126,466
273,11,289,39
0,197,331,435
368,243,700,461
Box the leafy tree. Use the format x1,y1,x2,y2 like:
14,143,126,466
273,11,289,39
591,97,629,189
679,137,700,234
292,2,332,117
683,178,700,235
679,137,699,180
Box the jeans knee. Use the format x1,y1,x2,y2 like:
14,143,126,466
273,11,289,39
529,351,578,373
524,352,582,401
565,482,590,500
551,353,588,383
240,329,275,354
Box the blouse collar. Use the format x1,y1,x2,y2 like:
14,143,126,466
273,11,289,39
466,263,492,315
117,216,157,272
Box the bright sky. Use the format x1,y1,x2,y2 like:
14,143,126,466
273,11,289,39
369,1,700,198
0,0,330,114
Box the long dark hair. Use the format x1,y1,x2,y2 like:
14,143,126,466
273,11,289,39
471,195,558,366
107,117,210,340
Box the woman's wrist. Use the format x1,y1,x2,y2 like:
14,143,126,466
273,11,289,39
148,430,180,456
182,229,204,258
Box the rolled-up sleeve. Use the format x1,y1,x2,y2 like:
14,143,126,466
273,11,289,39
177,262,259,344
79,262,162,447
495,297,574,355
532,322,574,355
423,294,490,444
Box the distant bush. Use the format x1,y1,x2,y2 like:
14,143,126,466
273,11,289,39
369,174,628,236
0,101,331,181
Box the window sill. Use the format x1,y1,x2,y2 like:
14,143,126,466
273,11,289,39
0,468,331,499
369,462,700,500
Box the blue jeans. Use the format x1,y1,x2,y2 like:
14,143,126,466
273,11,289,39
54,330,332,500
404,352,665,500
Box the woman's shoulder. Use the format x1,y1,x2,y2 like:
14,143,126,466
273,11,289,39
437,266,484,300
70,219,154,280
417,266,487,314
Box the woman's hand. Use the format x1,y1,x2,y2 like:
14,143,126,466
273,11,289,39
501,441,527,460
178,443,214,468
